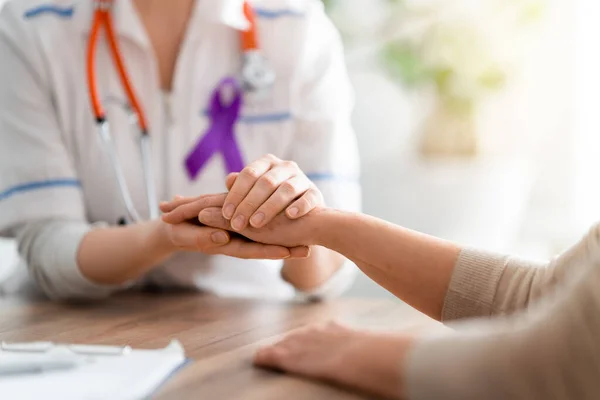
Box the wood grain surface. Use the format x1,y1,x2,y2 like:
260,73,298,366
0,292,436,399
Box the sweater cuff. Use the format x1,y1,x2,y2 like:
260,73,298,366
30,222,133,300
442,248,508,321
53,223,131,299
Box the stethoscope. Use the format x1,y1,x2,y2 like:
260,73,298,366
86,0,275,224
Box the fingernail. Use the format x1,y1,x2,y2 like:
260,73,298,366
251,212,265,227
232,215,245,231
174,195,184,200
287,207,299,218
211,231,229,244
223,204,235,219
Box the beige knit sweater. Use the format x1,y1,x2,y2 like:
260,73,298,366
406,223,600,400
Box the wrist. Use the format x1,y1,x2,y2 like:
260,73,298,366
146,220,178,257
307,207,342,247
334,332,415,400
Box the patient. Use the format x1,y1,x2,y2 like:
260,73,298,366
162,180,600,400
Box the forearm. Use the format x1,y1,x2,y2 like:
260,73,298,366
14,219,167,300
314,209,460,320
282,246,345,292
77,220,175,285
406,263,600,400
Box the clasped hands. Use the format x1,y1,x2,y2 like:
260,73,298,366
160,154,413,398
159,154,323,259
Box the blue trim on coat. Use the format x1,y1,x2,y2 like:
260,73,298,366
0,179,81,202
24,5,75,19
306,173,359,183
201,110,293,124
254,8,305,19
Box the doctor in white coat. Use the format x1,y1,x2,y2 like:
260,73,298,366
0,0,361,300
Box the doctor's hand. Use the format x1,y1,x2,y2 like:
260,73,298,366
160,194,322,249
222,154,324,231
157,199,310,260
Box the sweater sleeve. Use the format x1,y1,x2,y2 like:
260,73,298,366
13,220,129,300
405,223,600,400
442,224,597,321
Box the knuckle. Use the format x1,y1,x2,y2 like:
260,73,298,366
241,167,262,180
259,174,279,190
296,196,311,211
263,153,278,162
168,209,183,222
227,190,246,203
200,195,213,207
241,200,259,212
326,321,341,329
280,181,297,195
309,187,324,204
312,322,329,333
259,201,278,215
305,192,317,207
282,160,298,170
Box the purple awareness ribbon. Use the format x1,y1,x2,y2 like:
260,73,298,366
185,77,245,180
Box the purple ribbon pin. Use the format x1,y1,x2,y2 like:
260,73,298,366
185,77,245,180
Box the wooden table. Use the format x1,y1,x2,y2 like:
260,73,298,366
0,293,435,399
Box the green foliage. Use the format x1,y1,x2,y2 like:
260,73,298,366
326,0,544,110
477,67,506,90
382,42,431,87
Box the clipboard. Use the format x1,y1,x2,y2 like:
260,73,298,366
0,340,190,400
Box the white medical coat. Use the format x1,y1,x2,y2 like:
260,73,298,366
0,0,361,300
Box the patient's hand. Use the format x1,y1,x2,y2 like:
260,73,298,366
160,193,322,248
160,153,326,247
254,322,413,400
220,154,325,231
196,206,321,248
161,154,324,231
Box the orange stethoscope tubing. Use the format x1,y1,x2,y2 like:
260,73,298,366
87,0,148,133
241,0,258,51
86,0,154,223
85,0,266,224
87,0,259,132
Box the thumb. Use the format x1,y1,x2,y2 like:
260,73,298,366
288,246,311,259
169,224,230,250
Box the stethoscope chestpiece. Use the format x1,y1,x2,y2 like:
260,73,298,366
241,50,276,94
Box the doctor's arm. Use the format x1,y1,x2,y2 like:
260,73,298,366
12,213,303,300
0,13,305,300
162,5,359,297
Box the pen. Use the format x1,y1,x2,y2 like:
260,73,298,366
0,359,79,376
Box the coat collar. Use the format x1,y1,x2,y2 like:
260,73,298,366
72,0,250,49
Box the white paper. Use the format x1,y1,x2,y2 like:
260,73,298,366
0,340,187,400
